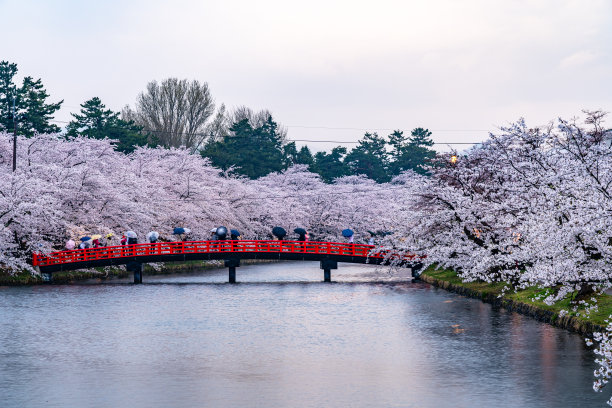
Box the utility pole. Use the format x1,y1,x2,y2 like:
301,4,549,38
12,95,17,171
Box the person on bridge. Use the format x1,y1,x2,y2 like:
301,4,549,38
294,228,307,242
147,231,159,243
272,227,286,241
126,231,138,245
342,228,354,244
215,226,229,251
215,226,228,240
65,239,75,250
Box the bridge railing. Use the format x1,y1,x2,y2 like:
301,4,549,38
32,240,417,268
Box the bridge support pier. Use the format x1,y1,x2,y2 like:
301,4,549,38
225,259,240,283
127,261,143,284
36,266,53,283
411,263,423,280
320,259,337,282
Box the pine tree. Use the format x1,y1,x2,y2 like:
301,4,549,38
388,130,407,158
67,97,148,153
344,132,390,182
0,61,63,136
295,145,315,167
388,127,436,176
0,62,18,133
312,146,351,183
409,127,434,147
19,77,63,136
202,115,288,179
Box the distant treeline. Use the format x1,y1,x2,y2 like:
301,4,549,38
0,61,435,182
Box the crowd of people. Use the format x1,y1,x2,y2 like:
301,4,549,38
65,226,374,250
63,226,369,252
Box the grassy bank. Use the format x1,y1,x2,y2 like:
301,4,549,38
0,259,278,286
0,268,130,285
420,265,612,335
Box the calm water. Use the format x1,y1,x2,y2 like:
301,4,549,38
0,262,607,407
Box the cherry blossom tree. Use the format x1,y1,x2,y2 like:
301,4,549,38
380,111,612,403
1,110,611,403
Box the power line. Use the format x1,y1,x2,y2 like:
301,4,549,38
49,119,484,145
286,125,491,132
288,139,481,145
50,119,492,132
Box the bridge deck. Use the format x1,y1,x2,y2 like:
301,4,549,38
33,240,419,273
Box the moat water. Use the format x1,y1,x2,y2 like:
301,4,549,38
1,262,607,407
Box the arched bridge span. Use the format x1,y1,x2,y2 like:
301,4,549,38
33,240,421,283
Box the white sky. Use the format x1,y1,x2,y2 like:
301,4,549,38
1,0,611,152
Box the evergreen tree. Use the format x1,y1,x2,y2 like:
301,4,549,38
282,143,315,169
67,97,148,153
388,127,436,176
282,141,299,167
409,127,434,147
312,146,351,183
0,61,63,136
202,115,287,179
0,62,18,133
344,132,390,182
67,97,114,139
388,130,408,158
295,145,315,167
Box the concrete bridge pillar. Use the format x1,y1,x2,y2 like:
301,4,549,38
320,259,337,282
35,266,53,283
225,259,240,283
127,261,143,284
411,263,424,280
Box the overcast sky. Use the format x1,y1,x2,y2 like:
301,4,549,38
1,0,611,152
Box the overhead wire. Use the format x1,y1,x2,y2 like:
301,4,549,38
286,125,491,132
48,119,485,145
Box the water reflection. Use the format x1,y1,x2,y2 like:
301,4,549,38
0,262,607,408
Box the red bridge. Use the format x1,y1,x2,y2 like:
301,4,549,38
32,240,422,283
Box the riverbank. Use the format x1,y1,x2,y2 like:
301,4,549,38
420,265,611,335
0,259,278,286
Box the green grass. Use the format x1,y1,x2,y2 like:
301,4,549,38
0,270,43,285
421,265,612,327
0,259,277,285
